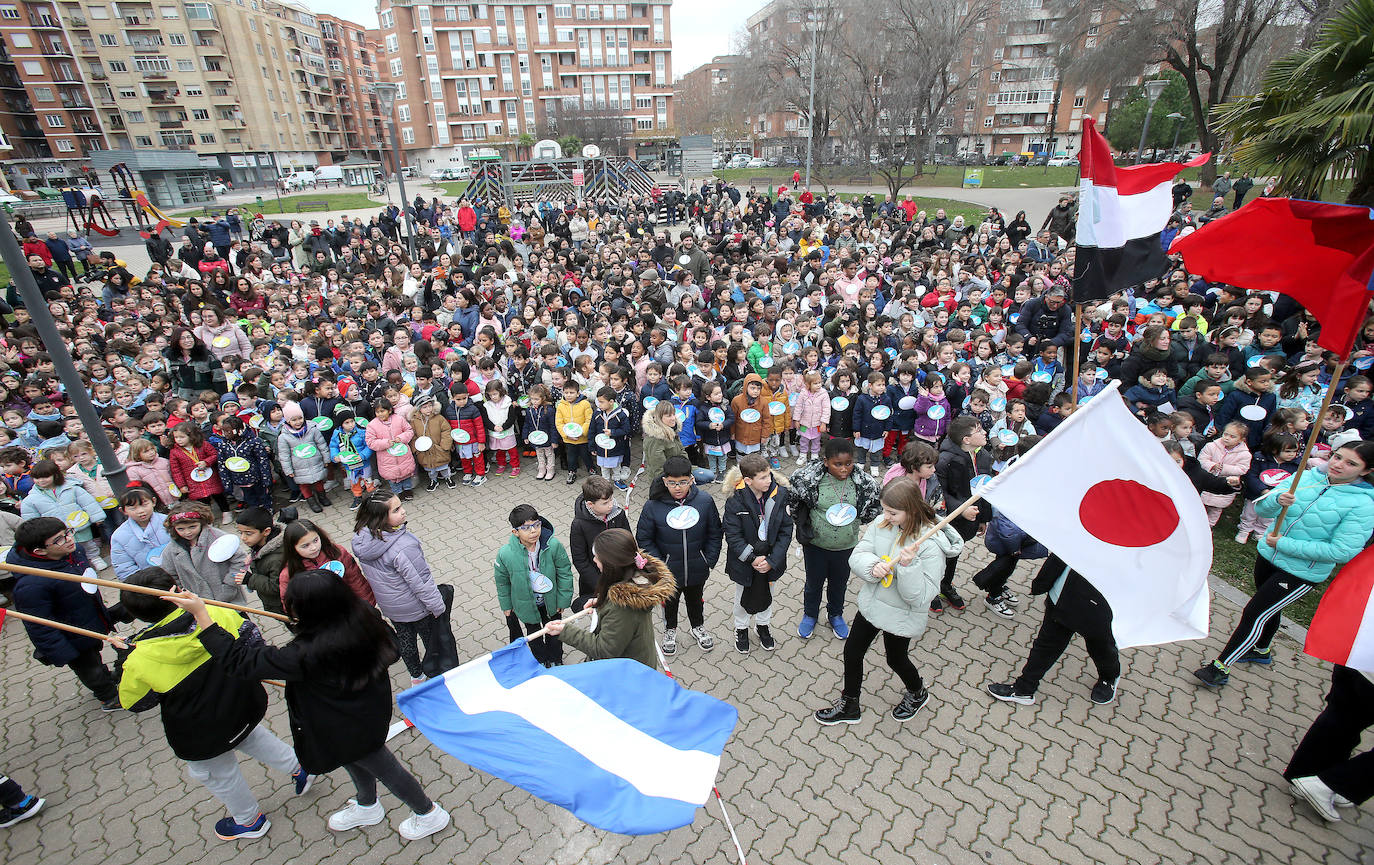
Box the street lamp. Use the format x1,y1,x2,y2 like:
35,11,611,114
1134,78,1168,165
1166,111,1185,161
803,7,821,188
371,82,416,260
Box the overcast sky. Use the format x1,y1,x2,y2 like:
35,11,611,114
326,0,750,79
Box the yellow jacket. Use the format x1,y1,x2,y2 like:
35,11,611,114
555,395,593,444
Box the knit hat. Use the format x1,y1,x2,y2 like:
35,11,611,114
281,401,304,422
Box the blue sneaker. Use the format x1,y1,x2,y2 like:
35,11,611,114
214,813,270,840
769,457,782,470
613,480,628,491
1237,647,1273,665
828,615,850,639
292,766,313,795
798,615,817,639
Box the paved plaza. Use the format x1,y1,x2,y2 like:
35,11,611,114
2,462,1371,865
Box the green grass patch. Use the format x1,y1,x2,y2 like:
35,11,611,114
1209,504,1322,627
172,192,382,219
709,165,1083,189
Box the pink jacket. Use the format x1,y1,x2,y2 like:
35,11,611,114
1198,439,1251,507
791,387,831,432
365,413,416,482
125,457,178,506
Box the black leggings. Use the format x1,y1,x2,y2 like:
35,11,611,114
393,617,437,678
344,746,432,813
1216,557,1315,667
664,583,704,630
842,612,923,698
193,492,230,513
1284,665,1374,804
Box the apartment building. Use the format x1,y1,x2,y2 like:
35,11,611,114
374,0,674,175
0,0,105,190
672,53,737,136
0,0,381,192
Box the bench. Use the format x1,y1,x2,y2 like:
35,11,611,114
294,199,331,212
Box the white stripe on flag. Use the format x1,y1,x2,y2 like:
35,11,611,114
1076,179,1174,248
1346,580,1374,670
444,655,721,805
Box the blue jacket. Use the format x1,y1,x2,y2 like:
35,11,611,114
110,512,172,580
329,424,374,472
1254,468,1374,583
589,406,631,460
854,391,892,440
207,219,232,246
1214,386,1278,449
521,401,557,446
671,396,700,446
9,545,111,665
886,381,920,431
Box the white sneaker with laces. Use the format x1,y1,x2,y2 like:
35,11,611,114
1291,776,1341,822
328,799,385,831
690,626,715,650
90,556,108,571
398,804,450,840
796,455,806,466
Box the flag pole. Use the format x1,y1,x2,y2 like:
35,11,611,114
3,608,128,647
524,605,594,642
1070,302,1084,407
1267,357,1349,536
0,561,291,622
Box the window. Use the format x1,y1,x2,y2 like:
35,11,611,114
636,118,651,129
385,34,397,52
983,117,993,127
401,126,414,143
395,81,406,98
445,5,456,19
191,108,209,119
126,110,144,122
135,135,153,146
10,33,31,48
55,139,74,152
397,104,410,121
118,87,135,97
184,2,212,18
390,58,402,76
109,60,127,72
177,59,194,71
168,32,185,45
199,133,216,143
45,114,65,128
21,60,41,75
0,6,19,19
33,86,53,101
992,48,1002,61
160,5,178,17
555,3,570,15
185,85,202,95
1072,96,1084,108
379,9,393,27
88,4,108,17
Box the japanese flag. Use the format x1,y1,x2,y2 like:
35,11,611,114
978,381,1212,648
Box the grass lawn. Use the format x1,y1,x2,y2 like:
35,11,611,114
172,191,381,219
711,165,1083,189
1209,504,1322,628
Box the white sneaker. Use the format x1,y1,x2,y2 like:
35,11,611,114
1291,776,1341,822
690,626,715,650
398,804,450,840
662,628,677,656
328,799,385,831
90,556,108,571
796,455,806,465
870,466,880,477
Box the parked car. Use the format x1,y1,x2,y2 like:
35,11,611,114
428,167,468,182
727,153,752,169
400,166,419,178
711,154,723,170
1046,155,1078,167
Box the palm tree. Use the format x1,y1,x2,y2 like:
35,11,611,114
1212,0,1374,206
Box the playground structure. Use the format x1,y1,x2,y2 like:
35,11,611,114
455,156,656,207
108,162,185,236
60,187,120,238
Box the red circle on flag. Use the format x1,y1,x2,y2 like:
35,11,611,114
1078,480,1179,547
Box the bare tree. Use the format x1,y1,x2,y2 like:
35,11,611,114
544,103,631,155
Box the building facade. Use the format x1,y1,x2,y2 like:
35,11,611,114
672,53,737,136
0,0,380,192
373,0,674,175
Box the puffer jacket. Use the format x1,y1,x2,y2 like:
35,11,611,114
1197,439,1251,508
364,412,415,481
791,387,830,434
721,468,793,586
216,433,273,491
635,480,723,587
8,545,111,665
568,495,632,598
641,409,686,481
20,480,105,540
1254,468,1374,583
195,321,252,362
160,525,249,603
168,441,226,501
558,557,677,670
242,527,288,615
983,508,1049,559
409,411,454,471
350,525,445,622
849,520,964,638
111,512,172,580
275,422,329,484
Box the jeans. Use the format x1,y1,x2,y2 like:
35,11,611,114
237,484,271,510
1284,665,1374,804
1215,557,1314,667
802,544,852,619
185,724,299,825
393,617,439,679
664,582,704,630
344,746,432,814
842,612,923,698
1013,601,1120,695
387,477,414,493
69,647,117,702
507,606,562,665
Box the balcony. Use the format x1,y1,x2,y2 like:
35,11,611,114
89,70,107,79
123,16,160,28
142,70,170,79
30,13,62,28
159,120,183,129
149,92,177,104
187,14,216,29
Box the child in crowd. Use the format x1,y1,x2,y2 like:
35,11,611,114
22,459,107,570
522,384,558,481
482,380,520,476
409,395,455,492
556,381,592,485
1198,421,1252,526
329,410,374,509
451,386,487,487
1235,432,1301,544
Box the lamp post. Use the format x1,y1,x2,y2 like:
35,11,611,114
371,82,416,260
803,6,820,188
1133,78,1168,164
1165,111,1185,161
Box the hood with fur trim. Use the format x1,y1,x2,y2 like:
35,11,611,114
604,555,677,609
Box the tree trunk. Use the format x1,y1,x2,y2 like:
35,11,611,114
1348,164,1374,208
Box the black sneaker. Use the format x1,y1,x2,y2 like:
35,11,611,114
942,588,966,610
1192,663,1229,689
427,478,440,492
929,596,944,614
814,694,861,725
0,795,44,828
757,624,775,651
400,490,414,501
349,496,362,510
445,476,457,489
987,682,1035,705
566,471,577,484
1090,678,1118,705
100,697,122,712
1237,647,1273,665
287,491,303,503
734,629,749,655
307,497,323,513
891,687,930,721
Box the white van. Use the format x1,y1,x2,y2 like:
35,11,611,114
313,166,344,186
428,167,468,182
280,172,314,191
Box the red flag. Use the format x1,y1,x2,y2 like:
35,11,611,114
1169,198,1374,356
1305,545,1374,674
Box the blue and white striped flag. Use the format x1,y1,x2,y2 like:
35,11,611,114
397,641,739,835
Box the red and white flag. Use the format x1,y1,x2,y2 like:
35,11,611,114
978,380,1212,647
1305,546,1374,674
1072,118,1209,303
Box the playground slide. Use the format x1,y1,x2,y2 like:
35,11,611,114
86,221,119,237
133,191,186,229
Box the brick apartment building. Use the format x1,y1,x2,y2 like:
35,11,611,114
373,0,674,176
0,0,382,193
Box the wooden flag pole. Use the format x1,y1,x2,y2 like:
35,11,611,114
1070,302,1084,407
524,605,594,642
1268,357,1349,536
894,490,985,557
0,560,291,622
3,608,127,646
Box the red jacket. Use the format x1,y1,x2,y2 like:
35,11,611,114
22,238,51,265
456,206,477,231
280,548,375,608
168,441,225,499
920,291,956,312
